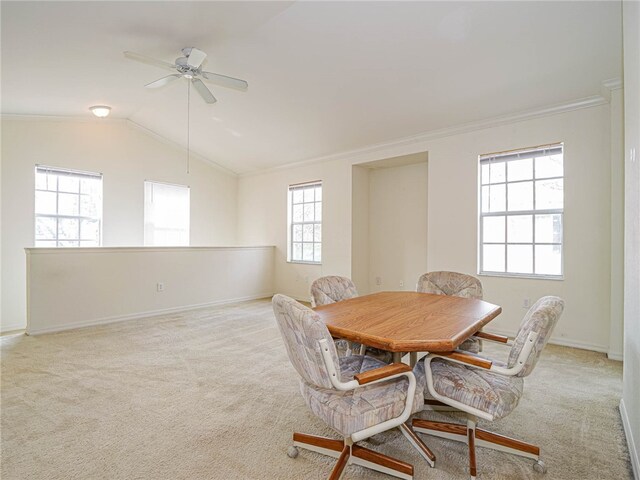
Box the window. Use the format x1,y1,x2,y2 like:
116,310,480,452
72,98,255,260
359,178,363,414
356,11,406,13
34,166,103,247
288,181,322,263
144,181,190,246
479,144,563,278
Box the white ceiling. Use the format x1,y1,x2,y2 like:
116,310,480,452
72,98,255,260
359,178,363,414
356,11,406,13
1,1,622,175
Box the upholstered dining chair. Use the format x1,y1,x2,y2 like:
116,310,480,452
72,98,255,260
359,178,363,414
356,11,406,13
272,294,434,479
311,275,392,362
412,296,565,479
416,271,484,354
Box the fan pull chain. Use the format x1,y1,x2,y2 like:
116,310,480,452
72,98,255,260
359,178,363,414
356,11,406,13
187,80,191,174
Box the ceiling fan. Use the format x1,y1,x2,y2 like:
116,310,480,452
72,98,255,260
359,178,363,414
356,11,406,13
124,47,248,104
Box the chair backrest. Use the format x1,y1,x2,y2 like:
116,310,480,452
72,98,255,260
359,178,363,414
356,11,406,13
416,271,483,300
310,275,358,307
507,296,565,377
272,294,340,389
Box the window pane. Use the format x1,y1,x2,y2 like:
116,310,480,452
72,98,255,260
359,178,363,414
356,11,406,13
58,218,79,240
535,214,562,243
488,162,505,183
35,240,56,248
314,243,322,262
58,175,79,193
507,215,533,243
292,224,302,241
535,179,563,210
143,182,190,246
536,154,563,179
292,204,303,222
303,204,314,221
35,217,56,240
314,224,322,242
535,245,562,275
508,181,533,211
58,193,79,216
35,191,57,215
304,188,314,203
483,216,505,243
483,244,505,272
303,243,314,261
80,194,98,217
315,187,322,202
507,158,533,182
292,189,303,204
292,242,302,261
507,244,533,274
35,172,48,190
481,164,490,185
80,219,100,241
482,184,506,212
303,224,314,241
42,174,57,191
315,203,322,221
80,178,101,196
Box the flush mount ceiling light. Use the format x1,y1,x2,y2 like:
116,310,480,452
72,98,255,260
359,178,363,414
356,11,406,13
89,105,111,118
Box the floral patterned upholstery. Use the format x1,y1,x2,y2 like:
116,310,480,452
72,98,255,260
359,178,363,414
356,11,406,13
301,355,426,436
416,271,484,353
429,358,523,420
507,296,565,377
310,276,359,308
272,294,424,437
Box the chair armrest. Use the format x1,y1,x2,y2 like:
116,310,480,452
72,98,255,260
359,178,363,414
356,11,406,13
436,351,493,369
355,363,412,385
473,331,509,344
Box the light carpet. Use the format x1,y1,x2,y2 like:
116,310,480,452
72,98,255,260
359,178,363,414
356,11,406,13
0,299,633,479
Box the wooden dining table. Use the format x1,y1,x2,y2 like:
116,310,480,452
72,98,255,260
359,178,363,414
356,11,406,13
313,291,502,363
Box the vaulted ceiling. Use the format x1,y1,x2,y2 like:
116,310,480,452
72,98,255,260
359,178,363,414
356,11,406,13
1,1,622,174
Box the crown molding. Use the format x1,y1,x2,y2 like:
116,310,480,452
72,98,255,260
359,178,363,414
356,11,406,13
125,120,238,177
240,93,610,178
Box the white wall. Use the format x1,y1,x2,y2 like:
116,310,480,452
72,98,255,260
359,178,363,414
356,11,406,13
622,1,640,476
367,162,428,293
238,102,618,354
351,165,370,294
1,117,238,332
25,246,274,334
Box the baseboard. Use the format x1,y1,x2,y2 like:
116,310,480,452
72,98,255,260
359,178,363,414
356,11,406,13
620,399,640,480
484,327,609,354
0,323,27,335
26,293,275,336
608,350,624,361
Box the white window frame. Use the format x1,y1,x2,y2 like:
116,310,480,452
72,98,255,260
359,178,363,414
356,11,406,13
478,144,564,280
34,165,103,247
287,181,322,264
143,180,190,247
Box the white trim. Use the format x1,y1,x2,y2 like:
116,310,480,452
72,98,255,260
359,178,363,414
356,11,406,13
240,94,608,178
24,245,274,255
607,351,624,361
484,326,609,354
25,293,274,336
620,399,640,480
0,324,27,335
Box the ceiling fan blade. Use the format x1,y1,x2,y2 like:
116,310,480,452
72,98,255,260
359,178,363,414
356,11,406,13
124,51,176,71
187,48,207,69
201,71,248,92
145,74,182,89
192,78,217,104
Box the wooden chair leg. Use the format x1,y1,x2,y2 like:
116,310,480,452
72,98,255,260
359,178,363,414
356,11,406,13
467,419,477,479
328,445,350,480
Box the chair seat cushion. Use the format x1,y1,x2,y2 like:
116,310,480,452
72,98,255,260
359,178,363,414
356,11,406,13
300,355,425,436
428,358,523,420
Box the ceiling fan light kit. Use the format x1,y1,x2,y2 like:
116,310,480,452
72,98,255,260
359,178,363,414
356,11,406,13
89,105,111,118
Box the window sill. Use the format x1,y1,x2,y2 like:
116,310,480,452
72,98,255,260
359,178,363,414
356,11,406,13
478,272,564,281
287,260,322,266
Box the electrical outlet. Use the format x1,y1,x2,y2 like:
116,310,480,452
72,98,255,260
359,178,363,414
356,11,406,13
157,282,164,292
399,281,404,288
522,298,530,308
375,277,382,286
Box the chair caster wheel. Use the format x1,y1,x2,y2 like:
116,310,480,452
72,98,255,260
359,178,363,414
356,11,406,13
287,446,299,459
533,460,547,474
